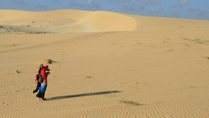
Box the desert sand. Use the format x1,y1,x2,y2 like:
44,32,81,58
0,9,209,118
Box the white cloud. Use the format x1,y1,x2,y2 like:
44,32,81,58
154,0,160,2
139,0,160,4
179,0,190,5
87,0,93,5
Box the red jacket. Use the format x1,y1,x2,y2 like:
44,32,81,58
41,69,48,80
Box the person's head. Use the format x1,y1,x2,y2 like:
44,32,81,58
44,65,50,71
40,64,44,69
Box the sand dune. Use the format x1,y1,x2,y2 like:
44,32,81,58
1,9,208,33
0,10,137,32
0,9,209,118
79,11,137,31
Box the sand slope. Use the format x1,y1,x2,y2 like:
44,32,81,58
0,9,209,118
80,11,137,31
0,10,136,32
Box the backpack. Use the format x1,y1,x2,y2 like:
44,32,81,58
35,65,44,83
35,73,43,83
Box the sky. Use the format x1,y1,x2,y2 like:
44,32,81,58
0,0,208,20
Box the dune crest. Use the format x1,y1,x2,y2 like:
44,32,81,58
79,11,137,32
0,10,136,33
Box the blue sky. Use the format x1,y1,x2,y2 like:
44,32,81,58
0,0,208,20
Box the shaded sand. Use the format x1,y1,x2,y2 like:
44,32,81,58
0,9,209,118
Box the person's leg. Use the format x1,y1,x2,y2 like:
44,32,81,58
37,85,47,100
36,91,43,98
33,82,41,93
42,85,47,100
36,84,45,99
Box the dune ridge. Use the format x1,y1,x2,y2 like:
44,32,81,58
0,9,137,33
1,9,209,33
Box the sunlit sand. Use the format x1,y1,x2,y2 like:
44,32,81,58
0,9,209,118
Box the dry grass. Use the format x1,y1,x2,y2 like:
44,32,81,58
120,100,142,106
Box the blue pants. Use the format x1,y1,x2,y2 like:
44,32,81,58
36,85,47,98
40,85,47,93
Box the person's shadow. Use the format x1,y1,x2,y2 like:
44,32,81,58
47,90,121,101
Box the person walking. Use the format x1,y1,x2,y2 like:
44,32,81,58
33,64,44,93
36,65,50,101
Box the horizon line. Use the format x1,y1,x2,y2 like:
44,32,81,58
0,8,208,21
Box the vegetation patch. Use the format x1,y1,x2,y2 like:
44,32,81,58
16,70,21,74
47,59,57,64
183,37,209,44
120,100,142,106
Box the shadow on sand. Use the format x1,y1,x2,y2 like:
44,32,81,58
47,90,121,101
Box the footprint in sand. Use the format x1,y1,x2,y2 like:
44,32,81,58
16,70,21,74
2,102,9,106
32,108,39,112
86,76,92,79
167,49,173,52
111,43,117,45
190,84,196,88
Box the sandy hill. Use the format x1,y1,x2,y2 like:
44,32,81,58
1,9,208,33
0,9,209,118
0,9,137,33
